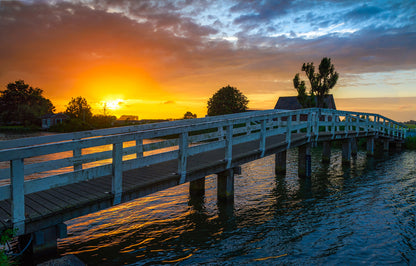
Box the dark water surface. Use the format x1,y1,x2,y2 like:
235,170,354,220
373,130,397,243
58,148,416,265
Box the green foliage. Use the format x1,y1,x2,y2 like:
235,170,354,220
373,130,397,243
91,114,117,128
64,97,93,122
49,118,93,132
0,80,55,126
1,229,16,265
183,111,197,119
207,85,249,116
405,136,416,150
293,57,338,108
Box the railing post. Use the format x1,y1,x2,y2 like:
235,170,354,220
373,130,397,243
112,142,123,205
331,114,335,139
11,158,25,234
73,139,82,171
225,125,233,168
356,115,360,135
178,132,188,184
345,115,349,135
260,119,266,157
314,109,320,141
136,138,143,159
296,114,300,133
286,115,292,148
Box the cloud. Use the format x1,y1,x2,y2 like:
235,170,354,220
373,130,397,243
0,0,415,117
164,100,175,104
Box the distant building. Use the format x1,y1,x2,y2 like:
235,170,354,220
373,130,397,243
41,113,69,129
118,115,139,121
274,95,336,110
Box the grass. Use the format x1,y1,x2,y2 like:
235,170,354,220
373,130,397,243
405,136,416,150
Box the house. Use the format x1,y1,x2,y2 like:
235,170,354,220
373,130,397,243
117,115,139,121
41,113,69,129
274,94,337,110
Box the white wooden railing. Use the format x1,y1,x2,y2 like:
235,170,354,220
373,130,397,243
0,108,407,234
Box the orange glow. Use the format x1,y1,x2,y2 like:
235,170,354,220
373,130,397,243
73,63,177,117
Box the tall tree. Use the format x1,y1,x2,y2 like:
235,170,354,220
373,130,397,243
207,85,249,116
65,96,92,122
0,80,55,126
294,57,338,108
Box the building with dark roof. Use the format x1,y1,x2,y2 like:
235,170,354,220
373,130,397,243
274,95,336,110
41,113,69,129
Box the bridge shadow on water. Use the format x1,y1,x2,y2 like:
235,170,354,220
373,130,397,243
56,146,414,265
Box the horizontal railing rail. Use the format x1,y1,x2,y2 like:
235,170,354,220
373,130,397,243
0,108,407,234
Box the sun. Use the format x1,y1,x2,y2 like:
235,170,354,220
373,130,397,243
103,99,124,111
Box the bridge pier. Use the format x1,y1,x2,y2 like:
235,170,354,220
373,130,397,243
383,140,390,152
217,168,235,202
322,141,331,163
351,138,358,156
18,223,67,262
342,139,351,165
298,144,311,178
189,177,205,196
395,142,402,152
275,151,287,175
366,137,374,156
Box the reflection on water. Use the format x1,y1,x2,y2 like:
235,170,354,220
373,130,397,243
57,148,416,265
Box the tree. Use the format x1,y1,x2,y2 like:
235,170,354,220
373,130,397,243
64,96,92,122
293,57,338,108
183,111,197,119
0,80,55,126
207,85,249,116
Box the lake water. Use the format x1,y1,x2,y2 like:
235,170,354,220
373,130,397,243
55,147,416,265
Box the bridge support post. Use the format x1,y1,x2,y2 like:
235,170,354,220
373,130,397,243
18,223,67,262
395,142,402,152
322,141,331,163
351,138,358,156
366,137,374,156
383,140,390,152
190,177,205,196
298,144,311,178
217,169,235,202
342,139,351,165
275,151,286,175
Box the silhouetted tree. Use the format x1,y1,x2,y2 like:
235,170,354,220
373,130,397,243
183,111,197,119
294,57,338,108
0,80,55,126
207,85,249,116
65,96,92,122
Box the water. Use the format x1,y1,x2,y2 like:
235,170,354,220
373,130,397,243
55,148,416,265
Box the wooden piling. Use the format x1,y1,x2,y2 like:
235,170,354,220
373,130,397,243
275,151,287,175
190,177,205,196
322,141,331,163
342,139,351,165
298,144,311,178
217,169,234,201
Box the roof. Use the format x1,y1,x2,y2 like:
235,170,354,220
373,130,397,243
41,113,69,119
274,95,336,110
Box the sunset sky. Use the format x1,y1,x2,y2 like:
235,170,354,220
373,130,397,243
0,0,415,121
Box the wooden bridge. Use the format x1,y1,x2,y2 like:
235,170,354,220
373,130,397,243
0,108,406,256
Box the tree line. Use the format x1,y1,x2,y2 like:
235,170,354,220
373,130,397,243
0,80,117,131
